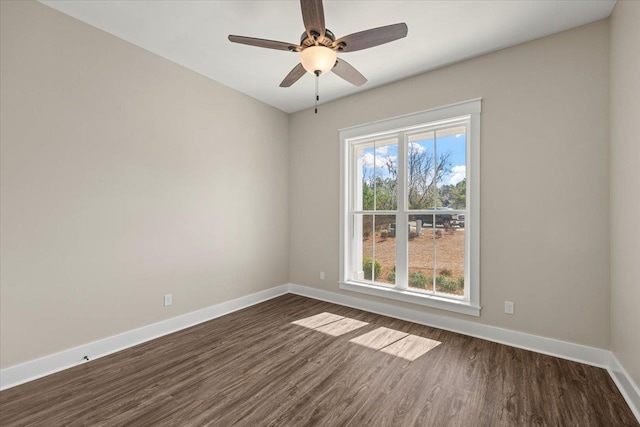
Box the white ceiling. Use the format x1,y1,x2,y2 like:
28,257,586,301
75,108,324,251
40,0,615,114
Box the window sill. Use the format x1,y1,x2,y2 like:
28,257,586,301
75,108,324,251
339,281,481,317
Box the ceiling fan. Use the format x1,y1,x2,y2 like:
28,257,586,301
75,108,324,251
228,0,408,92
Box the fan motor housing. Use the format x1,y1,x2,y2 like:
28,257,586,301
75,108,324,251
300,29,336,49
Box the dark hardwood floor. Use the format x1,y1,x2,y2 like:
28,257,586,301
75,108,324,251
0,294,637,426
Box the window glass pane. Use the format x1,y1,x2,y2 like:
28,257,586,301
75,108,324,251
356,146,375,211
434,214,465,296
407,125,467,210
372,215,395,285
408,214,435,293
436,126,467,209
354,214,395,285
373,140,398,211
407,131,435,209
355,139,398,212
352,214,372,281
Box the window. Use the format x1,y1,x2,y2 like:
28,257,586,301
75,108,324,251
339,99,481,316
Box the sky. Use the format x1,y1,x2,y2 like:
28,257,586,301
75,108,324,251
360,133,466,187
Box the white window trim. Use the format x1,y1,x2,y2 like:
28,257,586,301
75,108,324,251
339,98,481,317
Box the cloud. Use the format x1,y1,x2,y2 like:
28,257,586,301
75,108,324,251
408,142,427,155
361,152,397,169
375,146,389,156
444,165,466,185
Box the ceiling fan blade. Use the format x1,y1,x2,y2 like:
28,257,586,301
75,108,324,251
228,35,300,52
300,0,326,39
280,63,307,87
333,23,408,52
332,58,367,87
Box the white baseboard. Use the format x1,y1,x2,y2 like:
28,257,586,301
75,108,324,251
0,284,289,391
608,353,640,421
288,282,640,423
288,283,610,367
2,282,638,424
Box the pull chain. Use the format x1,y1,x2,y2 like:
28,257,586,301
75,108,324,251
314,71,320,114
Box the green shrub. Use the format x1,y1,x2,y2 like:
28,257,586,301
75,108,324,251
363,258,381,280
439,269,452,277
386,266,396,282
409,271,430,289
436,275,464,293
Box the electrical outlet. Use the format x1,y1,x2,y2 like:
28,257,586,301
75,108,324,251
320,271,325,280
504,301,514,315
164,294,172,307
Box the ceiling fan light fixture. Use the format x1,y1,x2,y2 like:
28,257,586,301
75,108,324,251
300,46,337,75
229,0,407,90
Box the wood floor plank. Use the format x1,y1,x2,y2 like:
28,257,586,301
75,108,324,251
0,294,637,426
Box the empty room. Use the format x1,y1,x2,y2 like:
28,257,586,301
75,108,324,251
0,0,638,425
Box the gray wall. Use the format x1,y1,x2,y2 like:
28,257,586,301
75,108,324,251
289,20,611,349
0,1,289,368
610,0,640,386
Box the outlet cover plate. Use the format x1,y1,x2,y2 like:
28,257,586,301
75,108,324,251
504,301,514,314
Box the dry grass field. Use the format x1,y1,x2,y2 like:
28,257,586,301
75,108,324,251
363,226,465,295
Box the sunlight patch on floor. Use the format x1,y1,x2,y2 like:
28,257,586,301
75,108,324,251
380,334,441,361
349,327,408,350
291,312,345,329
291,312,368,337
292,314,441,361
351,327,442,361
314,318,369,336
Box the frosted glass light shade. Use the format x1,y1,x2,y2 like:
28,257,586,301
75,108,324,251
300,46,337,75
